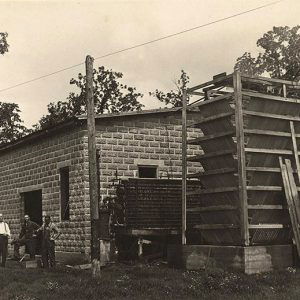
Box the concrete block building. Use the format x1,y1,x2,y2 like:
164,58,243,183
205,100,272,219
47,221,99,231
0,108,201,260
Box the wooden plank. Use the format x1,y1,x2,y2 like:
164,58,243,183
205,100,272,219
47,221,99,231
187,167,236,178
187,129,235,144
247,205,285,210
187,205,237,212
249,224,289,229
188,93,233,109
188,149,234,161
247,186,283,191
234,71,250,246
241,75,300,87
188,73,233,92
246,166,297,173
279,157,300,256
290,121,300,183
244,128,299,138
189,111,234,127
186,186,238,196
242,90,300,104
244,110,300,122
182,89,187,245
245,148,299,155
193,224,239,230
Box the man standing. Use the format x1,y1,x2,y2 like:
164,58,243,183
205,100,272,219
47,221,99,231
38,215,60,268
13,215,39,260
0,213,10,267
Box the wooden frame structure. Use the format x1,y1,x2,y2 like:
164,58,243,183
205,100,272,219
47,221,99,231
185,71,300,247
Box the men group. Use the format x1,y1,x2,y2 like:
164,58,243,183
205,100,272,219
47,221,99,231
0,213,59,268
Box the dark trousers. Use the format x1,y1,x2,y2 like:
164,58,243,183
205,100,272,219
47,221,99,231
0,235,8,267
14,238,36,260
42,240,55,268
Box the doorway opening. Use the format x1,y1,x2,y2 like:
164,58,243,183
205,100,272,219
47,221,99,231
22,190,43,225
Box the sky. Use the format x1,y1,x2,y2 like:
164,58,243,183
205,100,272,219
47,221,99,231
0,0,300,128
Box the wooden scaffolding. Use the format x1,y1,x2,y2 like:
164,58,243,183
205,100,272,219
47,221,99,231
185,71,300,247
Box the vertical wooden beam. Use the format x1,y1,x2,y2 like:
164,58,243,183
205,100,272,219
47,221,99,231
283,84,287,98
86,55,100,277
233,71,250,246
182,89,187,245
290,121,300,184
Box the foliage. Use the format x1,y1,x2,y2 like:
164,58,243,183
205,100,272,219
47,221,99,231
36,66,144,130
150,70,190,107
0,102,30,145
0,32,9,55
235,25,300,80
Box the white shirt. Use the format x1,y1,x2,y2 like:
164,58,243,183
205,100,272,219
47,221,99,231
0,222,10,236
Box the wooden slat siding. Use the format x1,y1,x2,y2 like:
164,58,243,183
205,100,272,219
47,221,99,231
279,158,300,256
188,73,233,92
290,121,300,183
188,149,234,161
245,148,300,155
241,75,300,87
246,166,297,173
187,167,236,178
242,91,300,104
248,205,285,210
186,186,238,196
187,205,237,212
234,71,250,246
193,224,239,230
244,128,300,138
249,224,289,229
188,93,233,109
188,130,235,144
188,111,234,127
244,110,300,122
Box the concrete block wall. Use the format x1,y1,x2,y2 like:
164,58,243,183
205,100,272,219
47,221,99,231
0,124,90,255
92,113,202,197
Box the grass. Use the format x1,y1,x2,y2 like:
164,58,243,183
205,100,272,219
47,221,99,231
1,262,300,300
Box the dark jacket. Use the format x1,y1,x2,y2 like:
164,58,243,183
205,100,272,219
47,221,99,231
19,220,40,239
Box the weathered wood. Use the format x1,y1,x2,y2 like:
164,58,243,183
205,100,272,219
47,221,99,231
248,224,289,229
188,129,235,144
187,167,236,178
289,121,300,183
187,205,237,212
246,166,297,173
244,110,300,122
279,157,300,256
247,186,283,191
242,90,300,104
186,186,238,196
188,73,233,92
247,205,285,210
244,128,300,138
188,93,233,109
245,148,298,155
234,71,249,246
241,74,300,86
188,111,234,127
188,149,234,161
182,89,187,245
193,224,239,230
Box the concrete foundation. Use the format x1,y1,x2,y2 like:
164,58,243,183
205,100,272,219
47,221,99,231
167,244,294,274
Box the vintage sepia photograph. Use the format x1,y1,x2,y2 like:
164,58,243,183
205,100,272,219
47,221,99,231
1,0,300,299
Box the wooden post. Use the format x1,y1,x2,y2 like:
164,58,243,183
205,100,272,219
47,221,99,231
182,89,187,245
86,55,101,277
233,71,250,246
290,121,300,184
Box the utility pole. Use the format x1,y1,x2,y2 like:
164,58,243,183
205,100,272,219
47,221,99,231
181,89,187,245
86,55,101,277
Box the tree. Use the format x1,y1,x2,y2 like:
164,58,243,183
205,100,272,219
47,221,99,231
235,25,300,80
0,102,30,145
36,66,144,129
150,70,190,107
0,32,9,55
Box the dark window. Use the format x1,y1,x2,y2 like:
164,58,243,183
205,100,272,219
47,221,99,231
60,167,70,221
138,165,157,178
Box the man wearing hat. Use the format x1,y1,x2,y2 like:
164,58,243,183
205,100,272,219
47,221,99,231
0,213,10,267
13,215,39,260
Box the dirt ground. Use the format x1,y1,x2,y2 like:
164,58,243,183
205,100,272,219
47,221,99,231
1,260,300,300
